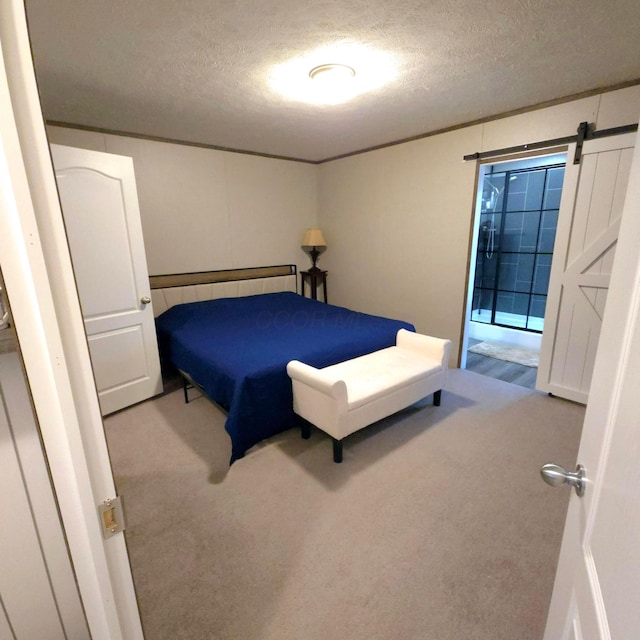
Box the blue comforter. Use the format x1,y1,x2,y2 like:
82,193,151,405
156,292,414,462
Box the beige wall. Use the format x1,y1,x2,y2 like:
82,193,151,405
318,85,640,365
46,126,318,276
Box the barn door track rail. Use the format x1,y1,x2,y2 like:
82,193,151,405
464,121,638,165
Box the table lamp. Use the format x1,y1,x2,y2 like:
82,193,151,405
301,228,327,273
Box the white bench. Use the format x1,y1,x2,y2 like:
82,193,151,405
287,329,452,462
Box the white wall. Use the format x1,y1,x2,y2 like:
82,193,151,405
318,85,640,365
46,126,318,276
318,125,481,361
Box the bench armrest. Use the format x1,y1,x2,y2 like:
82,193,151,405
287,360,348,408
396,329,452,367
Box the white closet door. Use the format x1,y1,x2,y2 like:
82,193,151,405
537,133,636,403
0,345,89,639
52,144,162,414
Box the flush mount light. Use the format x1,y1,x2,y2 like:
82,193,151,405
308,63,356,81
268,43,398,106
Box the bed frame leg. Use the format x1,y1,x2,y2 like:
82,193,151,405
301,422,311,440
433,389,442,406
332,438,343,463
183,377,190,404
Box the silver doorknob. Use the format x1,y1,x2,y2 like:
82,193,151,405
140,296,151,305
540,463,586,497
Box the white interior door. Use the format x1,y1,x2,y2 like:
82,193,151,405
543,125,640,639
52,144,162,415
537,133,636,403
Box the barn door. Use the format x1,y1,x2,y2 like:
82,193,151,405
537,133,636,403
52,144,162,415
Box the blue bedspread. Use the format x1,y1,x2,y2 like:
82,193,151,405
155,292,414,462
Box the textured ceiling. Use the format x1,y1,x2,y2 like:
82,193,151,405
25,0,640,162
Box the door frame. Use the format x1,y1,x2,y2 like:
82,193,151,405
461,148,568,368
0,1,143,638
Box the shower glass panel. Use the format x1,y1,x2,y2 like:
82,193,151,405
471,162,565,333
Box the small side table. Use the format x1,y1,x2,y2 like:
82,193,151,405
301,269,328,303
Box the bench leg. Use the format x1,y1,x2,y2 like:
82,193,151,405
332,438,343,463
301,421,311,440
433,389,442,406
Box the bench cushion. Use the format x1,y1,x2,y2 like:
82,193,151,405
320,346,442,410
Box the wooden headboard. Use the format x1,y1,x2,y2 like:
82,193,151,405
149,264,297,316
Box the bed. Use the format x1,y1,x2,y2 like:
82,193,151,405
151,265,415,463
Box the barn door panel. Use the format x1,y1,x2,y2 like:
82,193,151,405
537,133,635,403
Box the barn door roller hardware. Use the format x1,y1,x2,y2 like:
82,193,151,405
573,121,590,165
463,121,637,165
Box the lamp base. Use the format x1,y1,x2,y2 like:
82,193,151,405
307,264,324,275
308,247,322,271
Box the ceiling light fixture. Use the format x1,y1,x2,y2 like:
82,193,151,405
308,63,356,82
268,42,398,106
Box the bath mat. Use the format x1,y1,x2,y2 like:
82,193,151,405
468,341,539,368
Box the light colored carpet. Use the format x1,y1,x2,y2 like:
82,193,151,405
104,369,583,640
468,341,540,368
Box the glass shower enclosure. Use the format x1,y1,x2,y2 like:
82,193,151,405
471,159,566,333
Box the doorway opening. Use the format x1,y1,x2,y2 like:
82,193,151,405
462,152,567,388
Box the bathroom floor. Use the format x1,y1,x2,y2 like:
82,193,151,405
465,339,538,390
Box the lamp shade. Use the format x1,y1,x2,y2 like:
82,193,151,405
301,228,327,248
